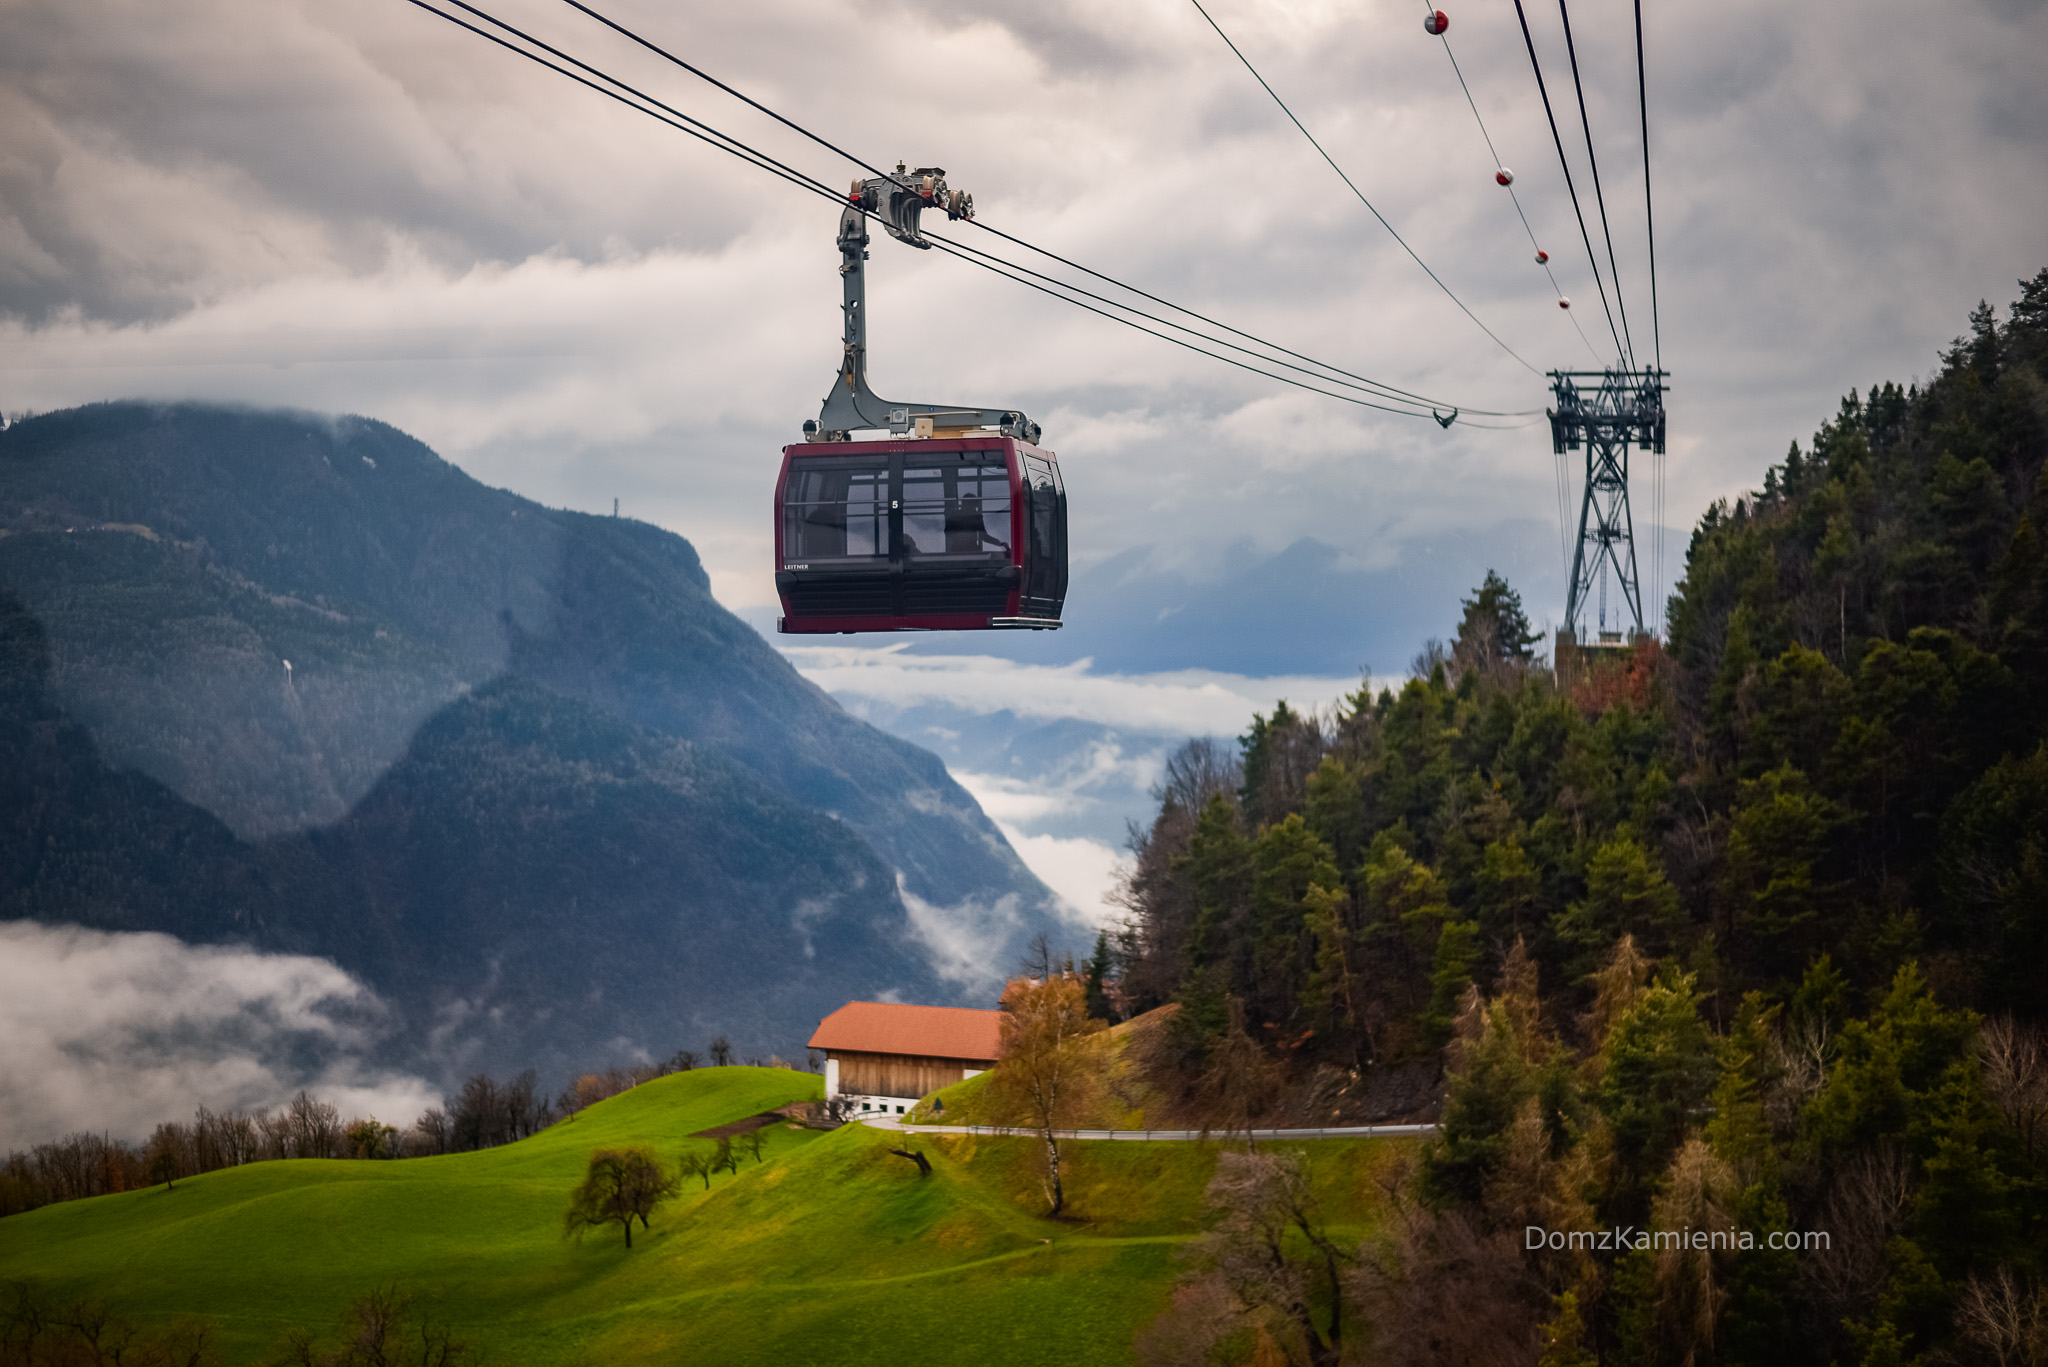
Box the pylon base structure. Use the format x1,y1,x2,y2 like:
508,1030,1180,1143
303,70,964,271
1549,367,1667,654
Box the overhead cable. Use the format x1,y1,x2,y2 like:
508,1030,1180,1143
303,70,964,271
928,230,1502,413
408,0,1542,423
1186,0,1542,376
1634,0,1661,372
1554,0,1634,366
1635,0,1663,629
923,239,1468,421
404,0,828,203
548,0,1537,413
1417,4,1604,364
556,0,895,183
945,224,1536,415
406,0,1514,423
1507,0,1626,363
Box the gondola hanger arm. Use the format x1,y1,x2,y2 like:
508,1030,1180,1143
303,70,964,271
808,164,1041,444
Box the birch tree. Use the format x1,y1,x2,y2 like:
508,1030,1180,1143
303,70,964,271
989,974,1106,1217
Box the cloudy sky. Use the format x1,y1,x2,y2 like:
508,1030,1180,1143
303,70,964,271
1,0,2043,945
4,0,2042,601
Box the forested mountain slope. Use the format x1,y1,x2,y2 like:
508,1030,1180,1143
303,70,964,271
0,403,1061,1077
1107,274,2048,1365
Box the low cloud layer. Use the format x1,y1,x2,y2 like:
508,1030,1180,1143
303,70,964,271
0,921,439,1149
783,643,1371,736
798,650,1369,931
896,878,1027,994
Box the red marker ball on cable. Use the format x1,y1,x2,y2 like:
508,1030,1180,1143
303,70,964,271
1496,167,1515,186
1558,297,1572,309
1424,9,1449,35
1534,249,1549,264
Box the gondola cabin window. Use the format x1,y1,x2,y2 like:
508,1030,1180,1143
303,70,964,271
784,460,887,561
901,460,1011,559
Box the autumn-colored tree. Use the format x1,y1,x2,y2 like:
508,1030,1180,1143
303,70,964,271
988,973,1106,1217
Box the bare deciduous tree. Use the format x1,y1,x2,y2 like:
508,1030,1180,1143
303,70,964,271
1983,1015,2048,1165
1020,931,1070,982
708,1036,733,1067
276,1284,484,1366
1349,1199,1545,1367
1146,1150,1364,1366
1195,996,1285,1145
1957,1267,2048,1367
1803,1142,1914,1333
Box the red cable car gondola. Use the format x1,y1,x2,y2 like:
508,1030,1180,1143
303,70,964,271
774,434,1067,632
775,166,1067,634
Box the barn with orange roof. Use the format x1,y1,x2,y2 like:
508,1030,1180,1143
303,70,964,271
807,1001,1002,1116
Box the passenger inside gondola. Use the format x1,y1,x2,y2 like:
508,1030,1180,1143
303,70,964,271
947,493,1010,554
902,461,1010,559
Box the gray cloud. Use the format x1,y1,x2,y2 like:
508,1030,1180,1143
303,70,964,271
0,920,438,1149
0,0,2040,630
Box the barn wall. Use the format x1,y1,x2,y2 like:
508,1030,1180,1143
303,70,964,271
832,1051,983,1099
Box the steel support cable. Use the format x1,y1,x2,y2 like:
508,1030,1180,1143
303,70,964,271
407,1,1446,422
557,0,896,184
407,0,1537,424
1187,0,1543,376
551,0,1540,415
1418,7,1604,365
959,220,1534,412
1555,0,1634,367
401,0,839,206
1508,0,1625,362
1631,0,1664,630
1634,0,1661,373
441,0,1450,412
432,0,863,206
930,228,1534,415
933,235,1533,426
922,239,1447,420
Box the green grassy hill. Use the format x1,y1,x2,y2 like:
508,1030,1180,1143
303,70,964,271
0,1068,1408,1366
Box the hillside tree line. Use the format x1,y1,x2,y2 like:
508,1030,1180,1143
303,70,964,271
1111,274,2048,1366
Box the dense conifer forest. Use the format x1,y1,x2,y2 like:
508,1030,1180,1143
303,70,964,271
1111,275,2048,1365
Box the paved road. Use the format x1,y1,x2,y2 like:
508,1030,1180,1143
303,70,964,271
860,1115,1439,1141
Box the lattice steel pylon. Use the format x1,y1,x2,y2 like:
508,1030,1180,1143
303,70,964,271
1549,367,1668,640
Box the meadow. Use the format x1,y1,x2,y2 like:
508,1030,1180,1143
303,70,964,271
0,1068,1408,1365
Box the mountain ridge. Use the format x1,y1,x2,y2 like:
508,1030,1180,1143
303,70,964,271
0,400,1064,1079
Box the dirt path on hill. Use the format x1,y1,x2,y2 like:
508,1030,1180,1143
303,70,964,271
690,1110,794,1139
